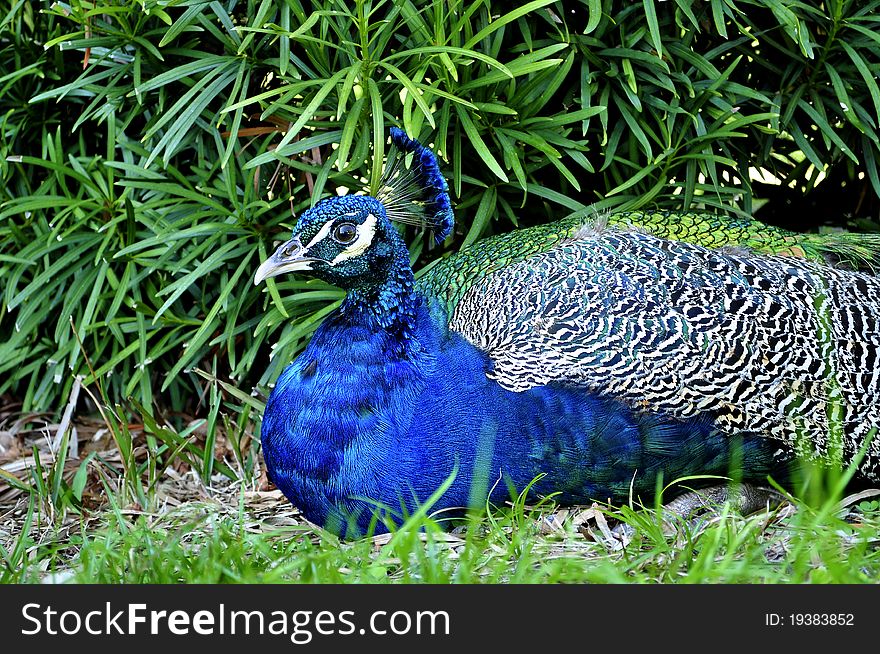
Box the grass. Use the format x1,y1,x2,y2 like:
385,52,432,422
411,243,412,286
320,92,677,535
2,357,879,585
5,485,880,584
3,400,879,584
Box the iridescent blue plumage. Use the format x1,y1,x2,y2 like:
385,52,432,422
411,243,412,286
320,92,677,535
254,130,880,537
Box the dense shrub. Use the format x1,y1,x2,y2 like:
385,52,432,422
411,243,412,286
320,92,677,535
2,0,879,418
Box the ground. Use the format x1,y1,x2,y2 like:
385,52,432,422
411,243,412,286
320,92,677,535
2,396,880,584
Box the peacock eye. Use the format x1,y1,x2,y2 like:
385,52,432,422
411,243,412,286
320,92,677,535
333,222,358,244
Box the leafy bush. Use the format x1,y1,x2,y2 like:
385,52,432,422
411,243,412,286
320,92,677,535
2,0,880,422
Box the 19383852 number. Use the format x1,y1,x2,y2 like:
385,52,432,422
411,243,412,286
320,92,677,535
765,613,855,626
789,614,854,626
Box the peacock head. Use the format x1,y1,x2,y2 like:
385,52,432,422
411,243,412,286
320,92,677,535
254,128,453,291
253,194,400,290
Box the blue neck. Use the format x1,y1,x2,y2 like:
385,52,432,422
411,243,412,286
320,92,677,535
337,234,420,356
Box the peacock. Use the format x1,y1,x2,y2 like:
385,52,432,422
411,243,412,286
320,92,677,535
254,128,880,537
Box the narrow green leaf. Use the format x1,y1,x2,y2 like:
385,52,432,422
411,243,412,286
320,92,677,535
158,3,206,47
461,187,497,249
797,98,858,163
643,0,663,56
840,41,880,125
384,46,512,78
463,0,557,50
584,0,602,34
368,77,385,194
269,68,349,160
606,161,661,196
161,251,256,391
381,61,435,128
455,106,508,182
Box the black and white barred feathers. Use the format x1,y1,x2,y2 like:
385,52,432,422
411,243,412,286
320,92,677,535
449,222,880,481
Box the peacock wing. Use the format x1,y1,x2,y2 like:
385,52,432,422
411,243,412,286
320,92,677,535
443,224,880,480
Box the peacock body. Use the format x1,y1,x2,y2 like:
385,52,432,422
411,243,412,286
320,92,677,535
255,129,880,537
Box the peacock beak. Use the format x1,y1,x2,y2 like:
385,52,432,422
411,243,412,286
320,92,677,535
254,237,317,284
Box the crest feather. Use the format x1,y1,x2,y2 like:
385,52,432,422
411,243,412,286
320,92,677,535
376,128,454,244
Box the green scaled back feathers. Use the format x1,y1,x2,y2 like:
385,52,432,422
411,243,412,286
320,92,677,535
418,210,880,317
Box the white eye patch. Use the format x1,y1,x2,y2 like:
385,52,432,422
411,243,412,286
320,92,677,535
330,213,378,265
304,221,335,250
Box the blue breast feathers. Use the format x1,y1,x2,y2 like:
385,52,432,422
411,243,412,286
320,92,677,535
260,294,787,537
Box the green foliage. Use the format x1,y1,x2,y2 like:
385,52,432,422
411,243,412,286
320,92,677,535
7,483,880,583
3,0,880,423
